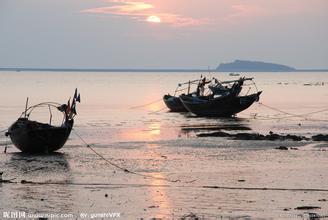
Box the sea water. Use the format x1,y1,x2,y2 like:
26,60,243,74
0,71,328,219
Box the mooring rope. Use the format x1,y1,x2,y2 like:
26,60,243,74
256,102,328,122
130,98,164,109
0,128,8,134
148,107,168,114
72,129,182,183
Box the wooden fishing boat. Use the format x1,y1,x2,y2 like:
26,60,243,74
163,94,188,112
180,77,262,117
6,90,80,153
180,92,262,117
163,79,202,112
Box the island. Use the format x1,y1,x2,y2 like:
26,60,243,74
216,60,296,72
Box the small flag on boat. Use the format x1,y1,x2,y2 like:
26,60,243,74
76,93,81,103
66,99,71,115
74,88,78,100
71,98,77,115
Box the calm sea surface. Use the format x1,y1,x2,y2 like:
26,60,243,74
0,71,328,219
0,71,327,142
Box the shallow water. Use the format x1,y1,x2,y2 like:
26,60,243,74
0,71,328,219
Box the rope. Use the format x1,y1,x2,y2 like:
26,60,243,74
72,129,181,183
130,98,163,109
0,128,8,134
252,114,328,122
257,102,328,122
174,87,188,93
237,102,328,122
259,102,328,116
148,107,168,114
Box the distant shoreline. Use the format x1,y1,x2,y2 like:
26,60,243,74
1,68,328,73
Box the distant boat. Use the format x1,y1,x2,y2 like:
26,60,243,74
229,72,240,76
180,77,262,117
6,90,80,153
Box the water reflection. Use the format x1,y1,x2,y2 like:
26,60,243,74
7,152,70,177
120,122,162,141
148,123,161,136
149,173,172,219
1,152,74,214
180,117,252,136
148,103,164,112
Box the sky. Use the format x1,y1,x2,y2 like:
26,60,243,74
0,0,327,69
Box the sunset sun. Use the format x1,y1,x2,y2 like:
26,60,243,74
147,15,161,23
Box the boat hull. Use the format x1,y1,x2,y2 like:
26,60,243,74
7,118,74,153
163,95,188,112
180,92,262,117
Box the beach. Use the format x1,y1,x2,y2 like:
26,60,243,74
1,71,328,219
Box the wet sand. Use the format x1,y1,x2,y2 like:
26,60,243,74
1,138,328,219
0,71,328,219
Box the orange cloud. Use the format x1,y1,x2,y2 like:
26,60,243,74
83,0,327,29
82,0,207,27
87,0,154,14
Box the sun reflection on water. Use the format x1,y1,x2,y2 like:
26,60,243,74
148,123,161,136
148,173,171,218
148,102,164,112
119,122,162,141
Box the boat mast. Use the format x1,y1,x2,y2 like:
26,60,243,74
187,80,191,94
48,105,52,125
24,97,29,118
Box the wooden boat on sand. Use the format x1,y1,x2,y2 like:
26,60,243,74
180,77,262,117
163,79,200,112
6,90,80,153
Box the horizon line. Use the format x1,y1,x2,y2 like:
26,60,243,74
1,67,328,73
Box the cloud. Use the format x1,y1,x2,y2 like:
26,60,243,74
83,0,328,29
82,0,207,27
85,0,153,14
225,4,265,21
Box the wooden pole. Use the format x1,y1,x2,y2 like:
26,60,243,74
48,105,52,125
24,97,29,118
187,80,191,94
